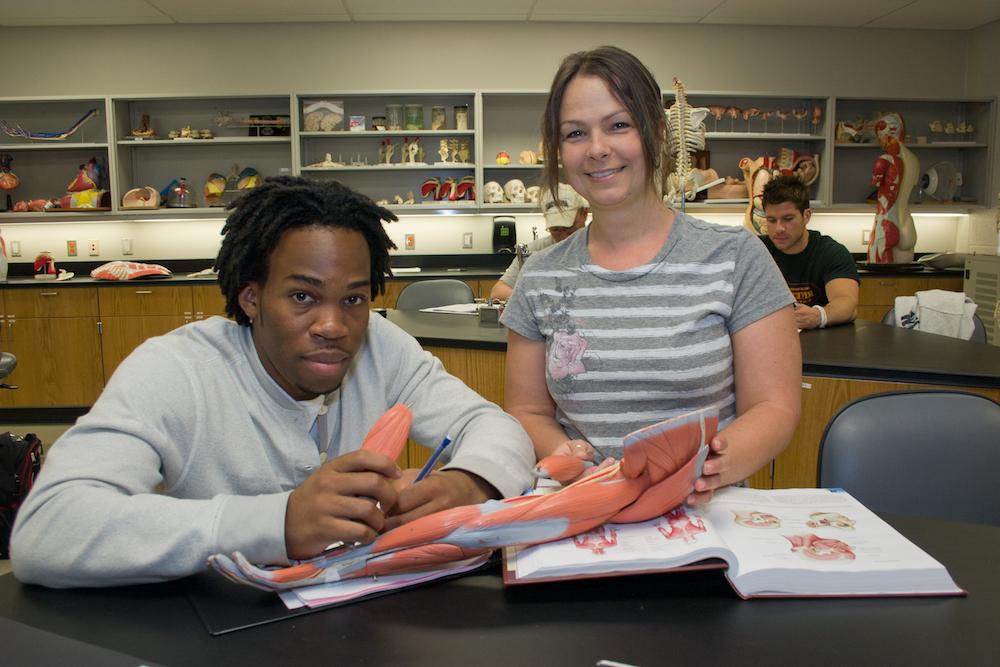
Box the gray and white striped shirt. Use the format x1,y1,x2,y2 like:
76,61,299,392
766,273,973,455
501,210,792,459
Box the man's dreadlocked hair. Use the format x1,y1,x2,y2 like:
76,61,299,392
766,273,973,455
214,176,398,326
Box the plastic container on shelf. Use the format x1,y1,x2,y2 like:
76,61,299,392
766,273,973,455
404,104,424,130
385,104,403,131
454,105,469,131
431,106,446,130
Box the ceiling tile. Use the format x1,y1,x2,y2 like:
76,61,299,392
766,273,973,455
0,0,170,26
345,0,533,21
702,0,913,28
148,0,350,22
530,0,706,22
866,0,1000,30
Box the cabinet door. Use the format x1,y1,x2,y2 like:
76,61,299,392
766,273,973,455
192,284,228,319
4,287,99,318
0,317,103,407
99,285,193,317
100,315,192,379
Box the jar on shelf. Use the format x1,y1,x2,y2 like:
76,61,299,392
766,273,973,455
166,177,195,208
431,106,446,130
385,104,403,131
454,105,469,131
404,104,424,130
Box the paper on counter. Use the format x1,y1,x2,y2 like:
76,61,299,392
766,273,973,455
419,303,480,315
392,267,421,274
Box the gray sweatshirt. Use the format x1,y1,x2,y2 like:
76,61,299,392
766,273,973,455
11,314,535,588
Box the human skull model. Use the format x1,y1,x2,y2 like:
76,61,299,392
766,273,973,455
504,179,526,203
525,186,541,204
484,181,505,203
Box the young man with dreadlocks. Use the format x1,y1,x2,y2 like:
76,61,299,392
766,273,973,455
11,177,535,588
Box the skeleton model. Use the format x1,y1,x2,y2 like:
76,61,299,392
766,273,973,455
664,78,710,207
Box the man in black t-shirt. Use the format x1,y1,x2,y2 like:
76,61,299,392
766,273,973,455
760,176,859,330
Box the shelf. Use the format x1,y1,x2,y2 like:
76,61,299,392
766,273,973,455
834,142,986,149
300,130,474,138
116,137,291,146
484,164,544,169
0,142,108,151
301,163,474,172
704,132,824,141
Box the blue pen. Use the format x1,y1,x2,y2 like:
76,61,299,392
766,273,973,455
415,435,452,482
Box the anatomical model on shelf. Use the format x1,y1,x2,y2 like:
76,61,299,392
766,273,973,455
0,153,18,211
737,149,820,236
504,179,526,203
130,113,156,139
209,404,715,591
122,186,161,209
525,185,541,204
307,153,344,168
496,151,511,165
868,112,918,264
437,139,449,163
484,180,505,203
1,108,99,141
663,77,714,206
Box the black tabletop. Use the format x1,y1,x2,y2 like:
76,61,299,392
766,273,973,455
387,310,1000,388
1,514,996,666
800,319,1000,387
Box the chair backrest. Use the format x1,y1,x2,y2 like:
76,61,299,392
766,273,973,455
881,306,987,343
395,279,475,310
817,390,1000,526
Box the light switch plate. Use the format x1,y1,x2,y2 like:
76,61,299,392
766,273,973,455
404,233,415,250
462,232,473,249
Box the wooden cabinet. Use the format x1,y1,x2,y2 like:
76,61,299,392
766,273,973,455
0,286,104,407
856,274,964,321
98,285,194,378
746,376,1000,490
192,283,228,319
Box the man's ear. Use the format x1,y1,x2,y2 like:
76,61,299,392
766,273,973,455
238,283,260,322
803,208,812,225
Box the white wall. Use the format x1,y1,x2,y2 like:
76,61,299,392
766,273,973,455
0,21,991,261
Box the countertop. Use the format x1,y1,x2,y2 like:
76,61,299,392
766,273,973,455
388,311,999,388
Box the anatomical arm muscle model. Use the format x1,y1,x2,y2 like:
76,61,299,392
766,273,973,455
209,405,718,591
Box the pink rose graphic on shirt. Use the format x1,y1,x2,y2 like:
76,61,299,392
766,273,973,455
549,331,588,380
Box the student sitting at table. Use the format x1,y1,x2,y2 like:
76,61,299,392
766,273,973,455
10,177,535,588
489,183,589,302
760,175,860,330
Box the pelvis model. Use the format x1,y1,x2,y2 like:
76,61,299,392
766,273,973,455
210,404,716,591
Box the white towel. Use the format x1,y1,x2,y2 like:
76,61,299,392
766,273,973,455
894,290,978,340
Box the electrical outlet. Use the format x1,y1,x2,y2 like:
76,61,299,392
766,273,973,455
462,232,473,249
404,233,415,250
87,239,100,256
121,238,133,255
67,240,78,256
861,230,871,245
10,241,20,257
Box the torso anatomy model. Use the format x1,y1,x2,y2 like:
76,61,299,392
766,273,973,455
209,405,716,590
868,112,919,264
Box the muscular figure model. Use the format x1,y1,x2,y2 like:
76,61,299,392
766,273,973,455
868,113,918,263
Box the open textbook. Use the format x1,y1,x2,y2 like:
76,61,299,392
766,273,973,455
503,487,964,598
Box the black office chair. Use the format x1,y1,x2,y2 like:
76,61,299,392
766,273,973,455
817,390,1000,526
395,279,475,310
881,306,987,343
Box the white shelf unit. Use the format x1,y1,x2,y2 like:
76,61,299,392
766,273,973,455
110,95,293,212
1,91,994,222
0,97,110,216
295,92,477,207
831,97,995,207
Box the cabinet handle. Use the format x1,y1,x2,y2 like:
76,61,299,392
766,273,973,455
134,290,153,295
878,280,896,286
39,291,59,296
